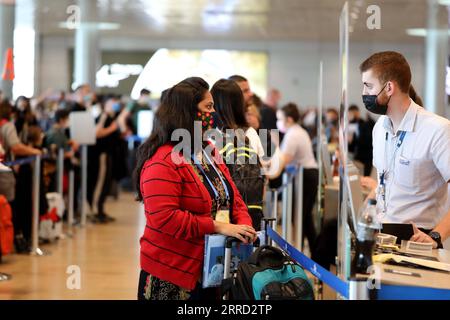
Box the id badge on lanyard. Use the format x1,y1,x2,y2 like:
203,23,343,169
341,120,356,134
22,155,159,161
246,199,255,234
215,208,230,224
192,151,231,223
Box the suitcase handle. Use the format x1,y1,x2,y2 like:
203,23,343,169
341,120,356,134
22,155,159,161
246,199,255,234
225,236,260,249
223,236,260,280
262,218,276,246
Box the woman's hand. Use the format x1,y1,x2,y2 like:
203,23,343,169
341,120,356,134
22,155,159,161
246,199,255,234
214,221,257,244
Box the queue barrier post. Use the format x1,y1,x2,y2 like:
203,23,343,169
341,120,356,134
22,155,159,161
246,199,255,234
30,155,50,256
295,166,304,251
67,169,75,237
57,148,64,195
281,172,289,240
80,145,87,227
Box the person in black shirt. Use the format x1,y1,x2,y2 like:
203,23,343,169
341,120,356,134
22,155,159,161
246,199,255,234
348,104,375,177
13,96,38,144
86,96,122,223
260,88,281,131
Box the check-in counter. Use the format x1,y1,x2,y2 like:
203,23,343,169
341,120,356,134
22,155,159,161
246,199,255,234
373,248,450,291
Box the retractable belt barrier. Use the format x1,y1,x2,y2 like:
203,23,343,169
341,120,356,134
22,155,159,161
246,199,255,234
267,164,450,300
4,154,49,167
267,226,349,298
4,152,450,299
267,226,450,300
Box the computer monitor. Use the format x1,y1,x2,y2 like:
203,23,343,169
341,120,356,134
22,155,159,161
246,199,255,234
346,161,364,233
69,111,96,145
321,139,333,185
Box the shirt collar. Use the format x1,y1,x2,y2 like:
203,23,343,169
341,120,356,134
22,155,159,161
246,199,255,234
382,99,419,135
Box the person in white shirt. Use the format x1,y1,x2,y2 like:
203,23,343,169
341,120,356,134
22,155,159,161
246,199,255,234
360,51,450,249
267,103,319,251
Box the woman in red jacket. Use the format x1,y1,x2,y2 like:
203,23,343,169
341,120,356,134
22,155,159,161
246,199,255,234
135,77,256,300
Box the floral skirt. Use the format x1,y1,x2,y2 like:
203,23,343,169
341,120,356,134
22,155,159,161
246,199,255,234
137,270,218,301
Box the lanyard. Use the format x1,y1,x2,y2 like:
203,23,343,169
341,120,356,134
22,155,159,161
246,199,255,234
192,150,230,208
381,130,406,184
378,130,406,214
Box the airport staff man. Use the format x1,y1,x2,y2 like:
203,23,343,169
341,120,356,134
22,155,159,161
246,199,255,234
360,51,450,249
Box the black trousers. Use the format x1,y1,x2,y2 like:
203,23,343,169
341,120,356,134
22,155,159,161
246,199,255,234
292,168,319,252
11,164,32,241
87,152,113,215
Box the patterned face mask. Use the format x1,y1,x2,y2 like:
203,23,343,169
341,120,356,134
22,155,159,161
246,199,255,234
195,111,214,131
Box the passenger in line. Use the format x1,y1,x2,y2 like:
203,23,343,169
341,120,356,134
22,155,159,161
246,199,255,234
210,79,266,230
266,103,319,252
135,77,256,300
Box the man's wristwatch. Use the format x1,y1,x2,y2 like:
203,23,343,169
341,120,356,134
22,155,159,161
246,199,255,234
429,231,443,249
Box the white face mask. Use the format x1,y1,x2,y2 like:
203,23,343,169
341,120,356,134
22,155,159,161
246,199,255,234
138,96,151,106
276,120,287,134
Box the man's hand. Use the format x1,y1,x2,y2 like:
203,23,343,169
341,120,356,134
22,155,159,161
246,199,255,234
410,224,437,249
361,176,377,190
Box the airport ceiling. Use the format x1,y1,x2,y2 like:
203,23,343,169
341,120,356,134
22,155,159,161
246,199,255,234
4,0,444,42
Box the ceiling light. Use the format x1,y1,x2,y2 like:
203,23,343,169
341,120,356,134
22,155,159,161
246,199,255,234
406,28,450,37
58,22,120,30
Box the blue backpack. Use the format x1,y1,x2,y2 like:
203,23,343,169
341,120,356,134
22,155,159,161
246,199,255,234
221,245,314,300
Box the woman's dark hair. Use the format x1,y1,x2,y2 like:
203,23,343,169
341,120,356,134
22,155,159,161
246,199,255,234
409,85,423,107
250,94,263,109
281,103,301,123
0,100,12,120
27,125,43,147
134,77,209,201
15,96,31,111
55,109,70,123
14,96,35,126
228,75,248,83
210,79,248,130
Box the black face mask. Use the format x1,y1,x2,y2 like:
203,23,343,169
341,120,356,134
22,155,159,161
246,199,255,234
362,83,391,115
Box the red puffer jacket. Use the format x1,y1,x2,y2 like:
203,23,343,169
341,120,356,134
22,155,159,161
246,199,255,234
139,143,252,290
